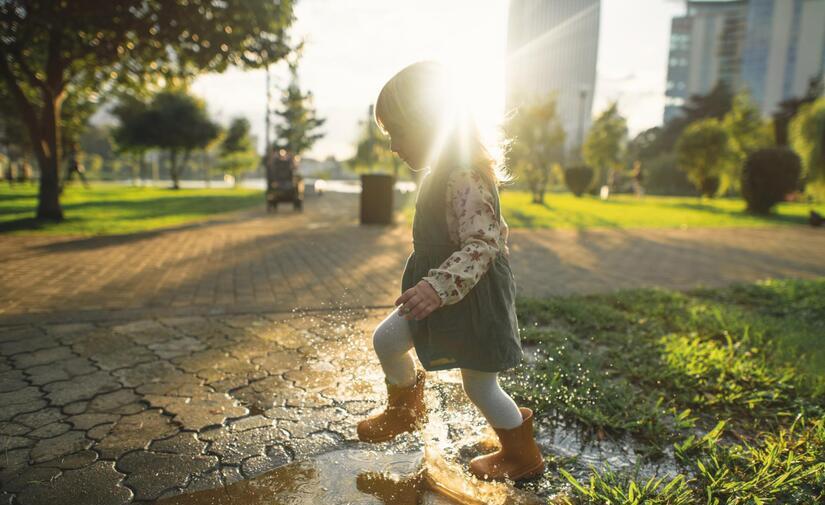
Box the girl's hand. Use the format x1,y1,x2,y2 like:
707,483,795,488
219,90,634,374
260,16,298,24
395,280,442,320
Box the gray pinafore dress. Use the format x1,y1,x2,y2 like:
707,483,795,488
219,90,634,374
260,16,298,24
401,166,523,372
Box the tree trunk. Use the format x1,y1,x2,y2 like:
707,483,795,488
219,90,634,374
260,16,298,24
35,95,63,220
169,149,180,189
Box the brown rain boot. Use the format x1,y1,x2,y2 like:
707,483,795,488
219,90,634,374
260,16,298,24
357,369,427,443
356,470,425,505
468,407,545,482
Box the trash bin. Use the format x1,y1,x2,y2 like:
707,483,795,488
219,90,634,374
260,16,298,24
360,173,394,225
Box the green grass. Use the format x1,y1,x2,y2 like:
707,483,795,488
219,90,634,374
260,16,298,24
0,183,263,235
403,190,823,229
505,279,825,503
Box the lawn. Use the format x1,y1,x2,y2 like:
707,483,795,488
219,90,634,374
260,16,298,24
0,183,263,235
404,190,823,229
506,278,825,503
501,191,823,229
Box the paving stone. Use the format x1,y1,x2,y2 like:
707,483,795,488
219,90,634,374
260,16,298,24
92,348,156,371
0,435,32,451
86,423,114,441
25,357,98,386
231,375,293,412
0,387,41,407
37,449,97,470
284,388,334,408
286,431,340,459
43,322,96,339
180,468,223,493
173,349,232,374
0,421,30,436
13,406,62,431
149,336,204,360
253,324,306,350
228,415,275,432
13,346,74,369
43,371,120,406
0,335,53,357
95,410,178,459
0,400,48,423
29,430,92,464
144,392,247,430
28,422,71,439
220,465,244,486
240,444,291,478
0,370,28,393
15,461,132,505
200,424,284,465
62,401,88,415
86,389,143,414
0,465,60,493
0,448,31,478
66,412,120,430
117,450,218,501
149,431,207,456
249,350,302,375
115,361,201,395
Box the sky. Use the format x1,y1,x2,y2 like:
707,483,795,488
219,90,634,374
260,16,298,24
191,0,686,161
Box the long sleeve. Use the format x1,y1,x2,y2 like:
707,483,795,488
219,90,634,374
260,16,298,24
422,169,501,306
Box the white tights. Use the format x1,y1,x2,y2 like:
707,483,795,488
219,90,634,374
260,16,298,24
371,307,524,430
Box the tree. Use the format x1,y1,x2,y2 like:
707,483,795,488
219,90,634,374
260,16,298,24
0,0,295,219
112,95,152,182
676,118,733,197
218,117,259,186
349,105,399,177
503,94,566,204
721,92,772,191
144,90,221,189
790,97,825,198
656,82,734,155
773,77,823,146
273,61,324,157
583,102,628,192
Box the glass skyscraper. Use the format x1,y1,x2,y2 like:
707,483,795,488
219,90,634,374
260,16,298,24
505,0,601,153
665,0,825,122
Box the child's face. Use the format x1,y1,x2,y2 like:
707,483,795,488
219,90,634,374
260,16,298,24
385,123,430,170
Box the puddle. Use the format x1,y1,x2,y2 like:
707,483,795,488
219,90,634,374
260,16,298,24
155,448,544,505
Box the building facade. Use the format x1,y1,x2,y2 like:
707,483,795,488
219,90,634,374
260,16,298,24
505,0,601,153
664,0,825,122
664,1,747,123
740,0,825,115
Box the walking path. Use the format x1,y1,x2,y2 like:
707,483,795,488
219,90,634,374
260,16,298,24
1,192,823,504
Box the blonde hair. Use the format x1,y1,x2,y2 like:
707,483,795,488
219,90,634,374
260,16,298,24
374,61,512,190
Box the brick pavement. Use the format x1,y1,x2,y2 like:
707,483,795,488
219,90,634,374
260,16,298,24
2,192,823,325
1,191,824,504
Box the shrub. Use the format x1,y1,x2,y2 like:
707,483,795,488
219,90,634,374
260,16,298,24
564,166,594,197
642,153,698,196
741,148,802,214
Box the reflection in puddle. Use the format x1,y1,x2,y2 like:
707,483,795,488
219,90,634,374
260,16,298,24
155,448,544,505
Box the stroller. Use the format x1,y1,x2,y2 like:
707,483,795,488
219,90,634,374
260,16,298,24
266,150,304,212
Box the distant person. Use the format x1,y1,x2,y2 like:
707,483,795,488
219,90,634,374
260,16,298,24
64,144,90,189
631,160,644,198
355,61,543,483
4,162,14,187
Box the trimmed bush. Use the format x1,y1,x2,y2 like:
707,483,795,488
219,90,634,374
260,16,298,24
564,166,594,197
741,148,802,214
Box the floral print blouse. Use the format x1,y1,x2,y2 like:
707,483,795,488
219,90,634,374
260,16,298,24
421,168,510,307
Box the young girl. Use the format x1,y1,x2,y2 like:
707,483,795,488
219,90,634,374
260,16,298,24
356,61,544,482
